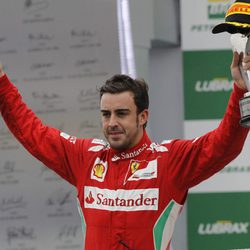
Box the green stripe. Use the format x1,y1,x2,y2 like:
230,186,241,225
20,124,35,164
77,199,86,246
153,201,175,250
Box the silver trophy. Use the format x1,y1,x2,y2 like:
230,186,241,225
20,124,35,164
231,33,250,127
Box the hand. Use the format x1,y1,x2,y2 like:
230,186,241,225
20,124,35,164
231,51,249,90
0,62,4,77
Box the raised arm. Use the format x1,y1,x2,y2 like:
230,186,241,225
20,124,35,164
166,51,249,194
0,64,83,186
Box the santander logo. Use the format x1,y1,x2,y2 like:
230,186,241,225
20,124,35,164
85,191,95,204
84,186,159,211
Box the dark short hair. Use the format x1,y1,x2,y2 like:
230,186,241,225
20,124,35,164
100,74,149,112
99,74,149,127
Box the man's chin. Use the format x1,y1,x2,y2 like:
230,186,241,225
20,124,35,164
109,142,124,151
109,140,127,151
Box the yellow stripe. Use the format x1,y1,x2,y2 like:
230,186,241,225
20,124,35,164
224,21,250,28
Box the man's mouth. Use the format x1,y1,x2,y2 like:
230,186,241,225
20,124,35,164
107,130,124,139
109,131,122,134
108,132,123,137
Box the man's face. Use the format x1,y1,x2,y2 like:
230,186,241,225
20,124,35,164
100,91,148,151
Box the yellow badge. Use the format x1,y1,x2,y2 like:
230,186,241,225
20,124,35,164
130,161,140,174
93,164,105,179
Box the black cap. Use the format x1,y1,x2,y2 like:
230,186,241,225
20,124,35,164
212,0,250,34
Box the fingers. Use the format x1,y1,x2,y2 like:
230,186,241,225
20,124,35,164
231,51,243,68
239,51,244,65
232,51,250,71
243,52,250,71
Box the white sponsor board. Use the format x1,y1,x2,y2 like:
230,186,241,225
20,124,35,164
181,0,234,50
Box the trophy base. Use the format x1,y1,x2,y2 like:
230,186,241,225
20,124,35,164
240,116,250,127
239,92,250,128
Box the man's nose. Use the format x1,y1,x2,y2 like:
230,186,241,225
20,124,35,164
109,114,118,126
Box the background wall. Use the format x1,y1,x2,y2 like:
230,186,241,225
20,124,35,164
149,47,186,250
0,0,120,249
130,0,186,249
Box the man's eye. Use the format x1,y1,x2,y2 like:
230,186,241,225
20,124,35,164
117,112,127,117
102,112,110,118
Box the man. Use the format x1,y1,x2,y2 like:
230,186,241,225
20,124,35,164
0,50,249,250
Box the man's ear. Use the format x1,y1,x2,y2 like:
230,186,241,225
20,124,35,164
139,109,149,127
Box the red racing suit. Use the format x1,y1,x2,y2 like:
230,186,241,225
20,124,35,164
0,74,249,250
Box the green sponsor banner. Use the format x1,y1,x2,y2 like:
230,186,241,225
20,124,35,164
187,192,250,250
183,50,234,120
207,1,231,19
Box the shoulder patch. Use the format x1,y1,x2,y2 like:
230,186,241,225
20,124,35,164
91,139,107,145
60,132,77,144
89,139,109,152
161,139,173,145
88,145,105,152
148,143,168,152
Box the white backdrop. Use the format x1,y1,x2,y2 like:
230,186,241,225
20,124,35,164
0,0,120,249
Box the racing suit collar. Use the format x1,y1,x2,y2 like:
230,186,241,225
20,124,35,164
110,130,151,161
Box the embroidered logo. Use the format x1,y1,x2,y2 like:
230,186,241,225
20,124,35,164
88,139,109,152
60,132,77,144
92,139,107,145
124,159,158,185
85,191,95,204
93,164,106,179
112,143,148,162
84,186,159,211
130,161,140,174
91,158,108,182
88,145,105,152
148,142,168,152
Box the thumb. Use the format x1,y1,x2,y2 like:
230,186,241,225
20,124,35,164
231,51,243,69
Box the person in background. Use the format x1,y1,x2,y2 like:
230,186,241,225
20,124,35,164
0,50,249,250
